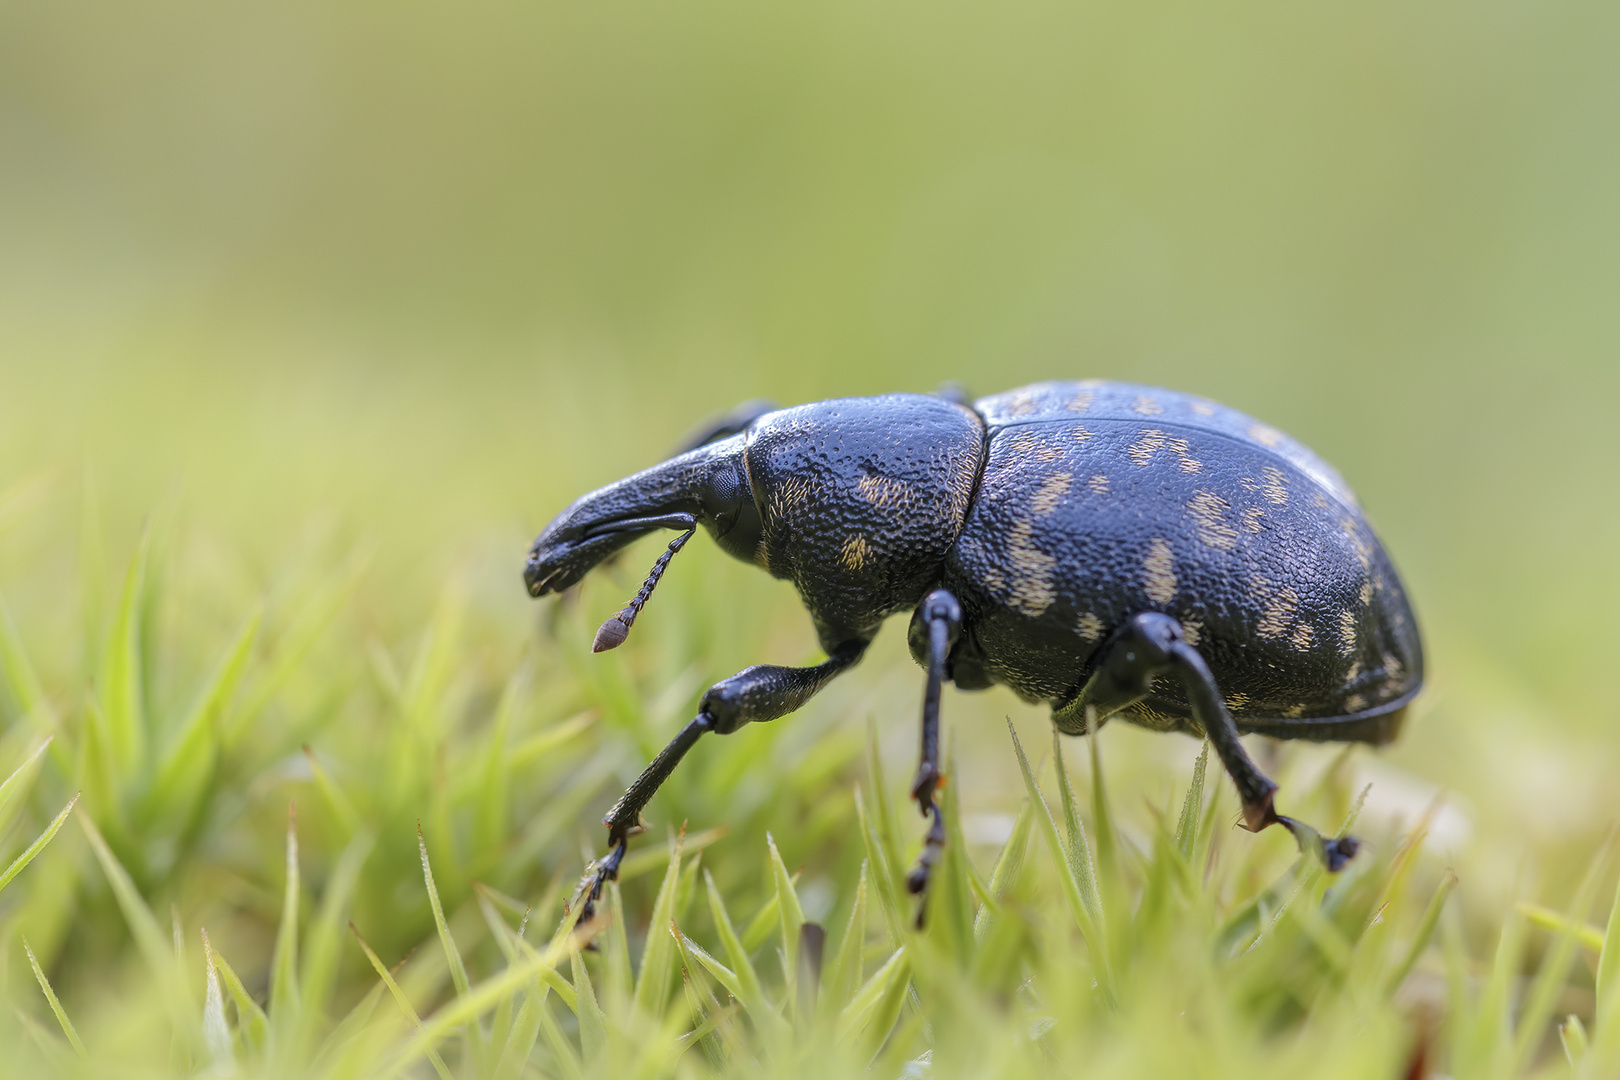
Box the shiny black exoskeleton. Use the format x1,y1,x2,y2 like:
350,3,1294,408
525,381,1423,921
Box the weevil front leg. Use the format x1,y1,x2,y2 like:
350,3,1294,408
572,639,869,927
1055,612,1358,872
905,589,963,908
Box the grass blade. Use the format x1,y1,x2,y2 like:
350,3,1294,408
825,861,870,1010
767,831,807,985
1386,870,1457,996
605,880,634,1003
299,830,375,1047
1519,902,1604,954
0,738,53,844
855,784,907,945
703,868,774,1025
975,803,1033,940
571,945,608,1062
419,824,473,999
633,826,687,1020
1175,742,1209,859
200,929,235,1074
269,803,301,1026
208,942,269,1051
837,946,911,1062
23,937,86,1057
101,529,150,781
381,933,580,1080
1564,1014,1590,1067
1516,849,1612,1071
351,923,455,1080
673,922,745,1001
0,793,78,895
80,807,201,1057
420,822,486,1073
1008,722,1113,1003
1051,729,1108,942
1597,866,1620,1021
148,604,261,821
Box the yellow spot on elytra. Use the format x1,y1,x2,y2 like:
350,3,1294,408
1281,704,1305,719
1088,473,1110,495
1030,472,1072,516
1166,436,1200,474
1248,423,1284,448
1072,425,1093,443
1142,538,1177,603
1187,490,1238,550
1383,653,1405,683
1125,428,1201,472
1358,582,1373,606
1344,693,1367,713
1035,442,1060,463
1243,507,1266,533
1225,692,1250,711
1290,624,1315,652
839,534,871,571
1133,395,1163,416
1008,391,1039,416
1254,581,1299,639
1077,612,1104,642
1005,431,1041,461
1342,520,1373,572
1127,429,1167,466
1260,466,1289,506
1179,617,1203,647
1346,658,1362,683
1338,610,1357,657
1005,519,1057,616
856,474,913,511
1066,392,1094,413
1191,401,1216,417
1077,378,1106,389
1311,492,1332,510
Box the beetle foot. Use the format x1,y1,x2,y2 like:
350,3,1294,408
570,837,629,929
905,801,947,926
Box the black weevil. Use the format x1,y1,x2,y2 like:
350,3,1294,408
525,381,1423,921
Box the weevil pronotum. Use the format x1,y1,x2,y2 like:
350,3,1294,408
525,381,1423,922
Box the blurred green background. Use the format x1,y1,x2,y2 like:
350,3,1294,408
2,0,1620,1057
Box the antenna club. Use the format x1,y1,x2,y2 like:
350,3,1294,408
593,613,633,652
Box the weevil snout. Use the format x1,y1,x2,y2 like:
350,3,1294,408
523,550,558,596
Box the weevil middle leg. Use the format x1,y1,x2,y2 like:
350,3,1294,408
904,589,963,912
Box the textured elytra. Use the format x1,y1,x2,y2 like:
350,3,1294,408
948,381,1420,739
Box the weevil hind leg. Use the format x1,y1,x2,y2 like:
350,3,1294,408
905,589,964,918
1054,612,1357,873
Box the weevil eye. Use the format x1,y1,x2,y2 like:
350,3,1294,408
704,462,762,561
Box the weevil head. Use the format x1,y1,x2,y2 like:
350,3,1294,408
524,433,763,598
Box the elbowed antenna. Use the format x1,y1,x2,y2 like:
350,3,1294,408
592,525,698,651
